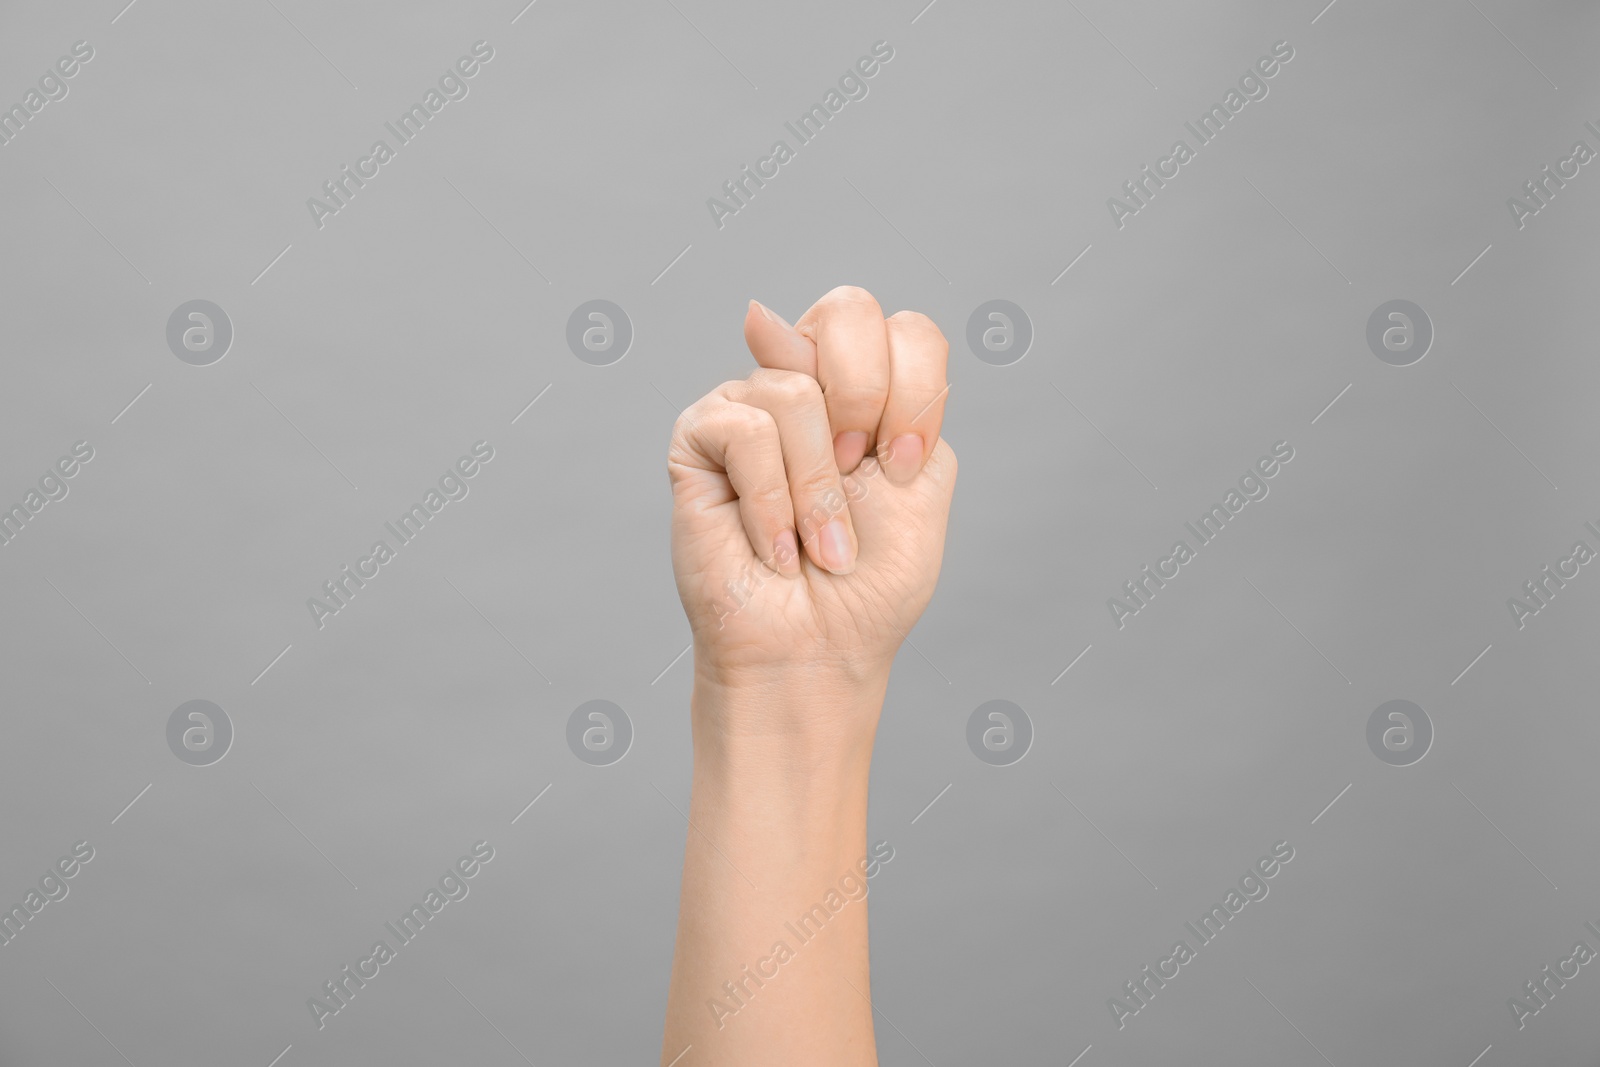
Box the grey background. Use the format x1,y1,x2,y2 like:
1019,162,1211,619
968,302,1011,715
1,0,1596,1064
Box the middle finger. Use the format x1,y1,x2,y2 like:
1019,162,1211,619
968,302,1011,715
793,285,891,474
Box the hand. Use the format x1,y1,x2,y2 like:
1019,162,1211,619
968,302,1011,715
667,286,957,726
661,286,953,1064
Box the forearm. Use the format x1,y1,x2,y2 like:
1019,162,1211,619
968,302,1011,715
661,672,886,1067
661,285,953,1062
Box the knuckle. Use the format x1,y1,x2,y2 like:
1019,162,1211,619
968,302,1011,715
745,481,793,515
667,409,705,473
754,368,824,407
887,311,950,359
793,470,846,509
886,308,934,329
825,381,888,414
673,394,719,435
669,408,699,444
820,284,883,317
887,308,946,342
723,403,777,439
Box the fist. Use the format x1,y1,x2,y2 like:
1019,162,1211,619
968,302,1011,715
668,286,957,694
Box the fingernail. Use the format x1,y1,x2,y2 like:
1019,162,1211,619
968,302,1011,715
881,434,924,484
834,430,869,472
750,299,787,327
819,519,854,574
773,528,800,576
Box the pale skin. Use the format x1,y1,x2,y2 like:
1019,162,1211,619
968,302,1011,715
661,286,956,1066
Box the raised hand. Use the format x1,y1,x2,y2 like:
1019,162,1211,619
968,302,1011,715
662,287,957,1067
668,286,957,707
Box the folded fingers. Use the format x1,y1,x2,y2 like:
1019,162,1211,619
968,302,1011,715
744,289,946,486
670,394,801,577
719,369,858,575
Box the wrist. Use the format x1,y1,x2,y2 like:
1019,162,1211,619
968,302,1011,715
683,675,881,895
691,664,888,772
691,640,896,698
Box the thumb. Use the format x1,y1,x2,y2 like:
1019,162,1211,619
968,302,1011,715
744,300,816,375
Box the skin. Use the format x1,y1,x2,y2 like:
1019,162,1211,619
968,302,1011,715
660,286,956,1066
